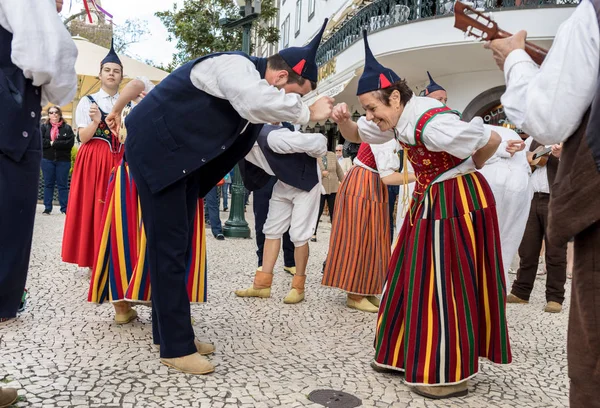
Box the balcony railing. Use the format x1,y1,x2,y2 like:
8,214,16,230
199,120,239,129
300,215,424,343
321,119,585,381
316,0,579,66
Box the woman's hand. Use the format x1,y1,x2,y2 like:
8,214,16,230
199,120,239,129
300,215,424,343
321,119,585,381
322,170,329,177
551,143,562,158
331,103,352,124
89,103,101,124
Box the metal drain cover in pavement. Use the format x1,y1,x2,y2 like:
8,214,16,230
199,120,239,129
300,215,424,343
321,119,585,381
308,389,362,408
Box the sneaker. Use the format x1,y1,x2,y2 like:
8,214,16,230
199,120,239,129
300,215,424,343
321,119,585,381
310,235,317,242
17,289,28,313
42,210,51,215
215,234,225,240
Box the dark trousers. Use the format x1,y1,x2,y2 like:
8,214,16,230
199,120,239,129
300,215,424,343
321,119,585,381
0,135,41,318
128,159,199,359
568,222,600,407
387,185,399,242
205,186,223,237
41,158,70,213
512,193,567,304
315,193,336,234
253,176,294,267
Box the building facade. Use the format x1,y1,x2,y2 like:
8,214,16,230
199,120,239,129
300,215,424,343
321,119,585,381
278,0,578,134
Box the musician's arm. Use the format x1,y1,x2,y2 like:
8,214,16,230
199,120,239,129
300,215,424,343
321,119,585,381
500,0,599,145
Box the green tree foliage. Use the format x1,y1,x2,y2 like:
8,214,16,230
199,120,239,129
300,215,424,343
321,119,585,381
156,0,279,68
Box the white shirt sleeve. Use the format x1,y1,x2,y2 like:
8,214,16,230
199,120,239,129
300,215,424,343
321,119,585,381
267,128,327,158
75,97,93,129
357,117,395,144
371,140,400,177
500,0,599,145
421,114,491,159
0,0,78,106
190,54,311,125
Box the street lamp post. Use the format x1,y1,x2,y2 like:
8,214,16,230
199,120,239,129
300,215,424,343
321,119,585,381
219,0,261,238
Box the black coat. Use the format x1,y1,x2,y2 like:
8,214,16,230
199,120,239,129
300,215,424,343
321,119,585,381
41,121,75,162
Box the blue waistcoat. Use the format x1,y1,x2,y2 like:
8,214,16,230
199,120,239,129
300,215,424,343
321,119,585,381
124,51,266,197
243,125,319,193
0,26,42,162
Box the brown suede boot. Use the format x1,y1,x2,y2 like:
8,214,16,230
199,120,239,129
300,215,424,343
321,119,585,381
0,387,18,408
283,275,306,304
235,270,273,298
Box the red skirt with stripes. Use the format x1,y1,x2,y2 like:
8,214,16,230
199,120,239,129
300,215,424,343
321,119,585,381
374,172,511,385
62,139,124,268
322,165,390,295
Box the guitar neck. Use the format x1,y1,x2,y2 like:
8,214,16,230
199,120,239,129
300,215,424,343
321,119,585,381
495,29,547,65
533,146,553,160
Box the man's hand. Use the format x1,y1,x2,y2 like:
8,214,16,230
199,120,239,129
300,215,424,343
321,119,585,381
484,30,527,71
506,139,526,156
105,111,122,135
331,103,352,124
551,143,562,158
89,103,102,124
322,170,329,177
309,96,334,122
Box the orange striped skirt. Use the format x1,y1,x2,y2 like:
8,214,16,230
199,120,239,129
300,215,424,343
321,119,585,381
322,165,390,295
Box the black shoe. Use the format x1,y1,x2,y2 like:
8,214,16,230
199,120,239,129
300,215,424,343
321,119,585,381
223,207,228,212
42,210,51,215
310,236,317,242
215,234,225,240
61,211,66,215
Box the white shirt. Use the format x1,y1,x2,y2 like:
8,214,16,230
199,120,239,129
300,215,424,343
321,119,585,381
358,96,490,183
525,137,550,194
75,89,120,129
354,139,400,177
245,128,327,177
501,0,600,145
0,0,78,106
191,54,311,126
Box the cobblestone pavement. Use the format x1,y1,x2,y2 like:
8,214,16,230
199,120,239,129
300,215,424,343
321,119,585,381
1,204,570,407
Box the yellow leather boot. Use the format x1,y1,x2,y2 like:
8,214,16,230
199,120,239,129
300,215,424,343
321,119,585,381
283,275,306,304
234,270,273,298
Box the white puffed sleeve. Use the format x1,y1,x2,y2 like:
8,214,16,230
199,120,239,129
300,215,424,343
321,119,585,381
371,139,400,177
421,114,491,159
357,117,395,145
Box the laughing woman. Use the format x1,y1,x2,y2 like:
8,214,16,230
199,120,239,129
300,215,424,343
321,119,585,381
331,31,510,399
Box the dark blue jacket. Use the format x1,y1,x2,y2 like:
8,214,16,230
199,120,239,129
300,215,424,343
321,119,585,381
124,52,266,197
0,26,42,162
242,125,319,193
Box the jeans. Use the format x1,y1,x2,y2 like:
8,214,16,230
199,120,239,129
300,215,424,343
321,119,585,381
41,158,70,213
204,186,223,236
221,184,229,209
387,185,399,242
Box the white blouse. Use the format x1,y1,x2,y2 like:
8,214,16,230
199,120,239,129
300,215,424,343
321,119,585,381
357,96,490,183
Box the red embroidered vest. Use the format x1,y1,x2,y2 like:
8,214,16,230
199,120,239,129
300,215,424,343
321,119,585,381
356,143,377,170
398,106,466,202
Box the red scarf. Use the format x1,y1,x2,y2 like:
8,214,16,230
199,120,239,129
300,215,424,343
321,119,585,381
50,120,63,142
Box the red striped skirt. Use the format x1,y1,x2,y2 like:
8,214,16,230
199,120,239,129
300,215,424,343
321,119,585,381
62,140,123,268
322,165,390,295
374,172,511,385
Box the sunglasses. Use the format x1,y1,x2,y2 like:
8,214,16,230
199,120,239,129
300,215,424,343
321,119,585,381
49,111,59,114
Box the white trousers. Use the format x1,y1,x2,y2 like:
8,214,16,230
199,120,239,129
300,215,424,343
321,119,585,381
479,161,532,284
263,180,321,247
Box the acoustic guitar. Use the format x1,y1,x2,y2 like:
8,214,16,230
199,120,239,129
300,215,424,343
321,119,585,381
529,145,552,172
453,1,548,65
118,104,132,144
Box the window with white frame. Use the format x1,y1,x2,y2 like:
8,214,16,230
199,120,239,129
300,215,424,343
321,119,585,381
308,0,315,20
281,15,290,48
295,0,302,37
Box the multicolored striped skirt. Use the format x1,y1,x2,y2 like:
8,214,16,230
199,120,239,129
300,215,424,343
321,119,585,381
322,165,390,295
88,161,207,304
374,172,511,385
